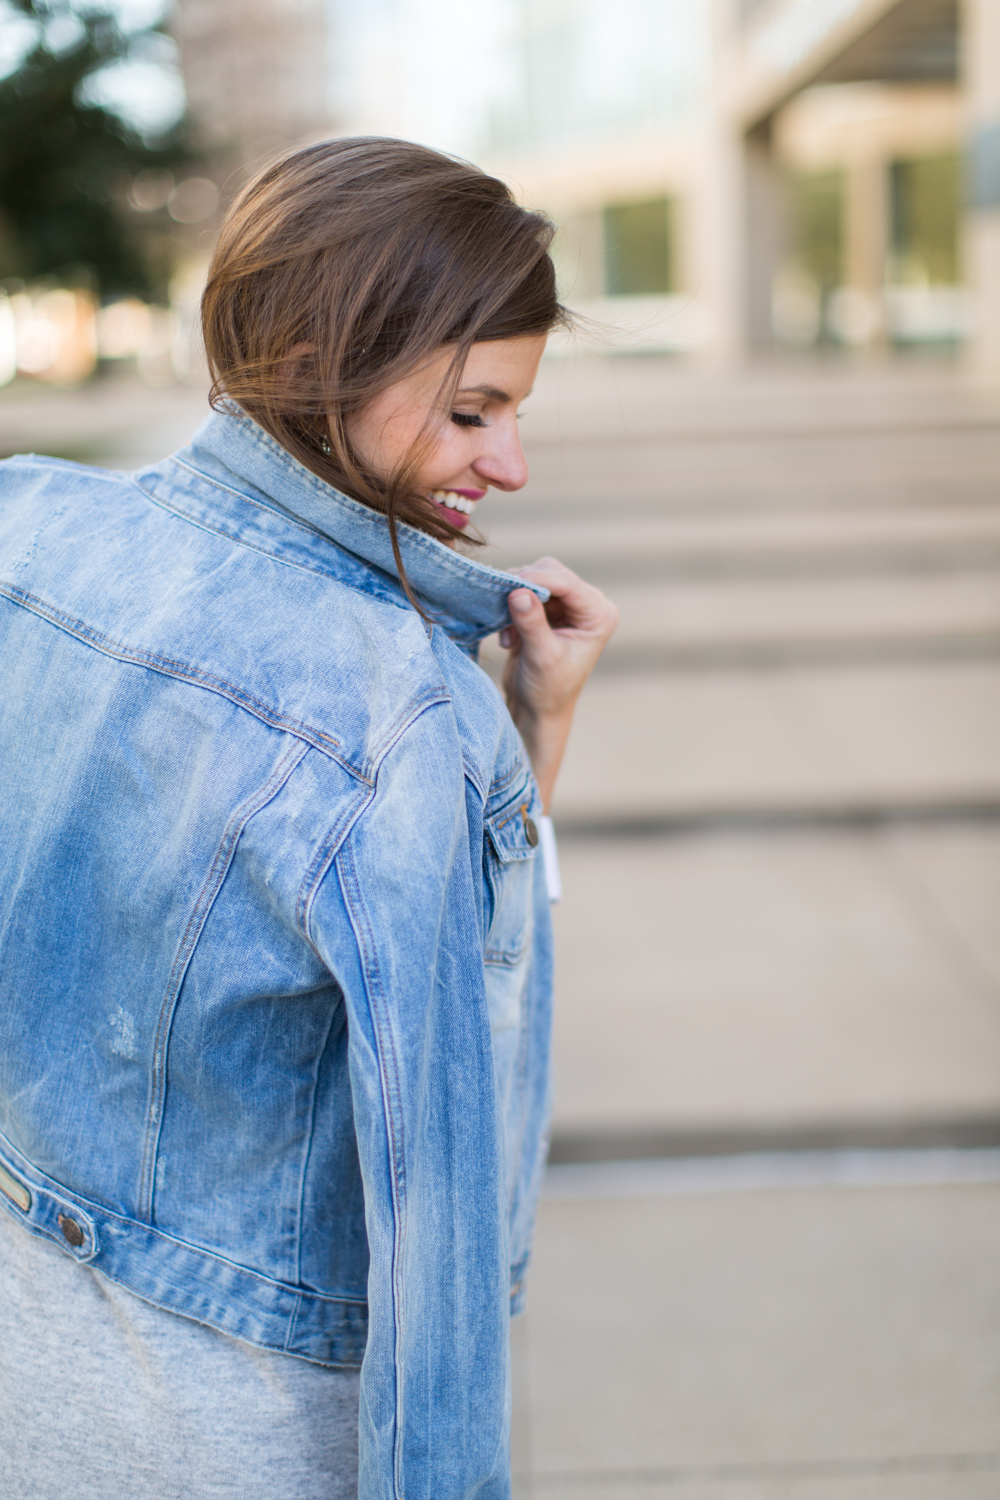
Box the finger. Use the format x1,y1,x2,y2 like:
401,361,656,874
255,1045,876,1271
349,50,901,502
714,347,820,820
510,556,562,577
514,559,597,608
512,557,574,590
517,565,616,637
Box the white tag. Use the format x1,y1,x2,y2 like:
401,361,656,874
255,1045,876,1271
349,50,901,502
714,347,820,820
0,1161,31,1212
539,815,562,903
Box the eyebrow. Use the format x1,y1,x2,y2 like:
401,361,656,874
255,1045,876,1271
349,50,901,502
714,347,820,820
455,384,512,402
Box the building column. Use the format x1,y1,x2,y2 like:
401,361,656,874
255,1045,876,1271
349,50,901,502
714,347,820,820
744,119,792,352
696,0,749,364
963,0,1000,377
840,153,890,347
693,122,746,364
699,0,791,361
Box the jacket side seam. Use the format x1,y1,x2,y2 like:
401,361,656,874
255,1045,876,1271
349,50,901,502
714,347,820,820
291,999,343,1290
336,834,408,1493
282,1292,305,1356
136,738,310,1223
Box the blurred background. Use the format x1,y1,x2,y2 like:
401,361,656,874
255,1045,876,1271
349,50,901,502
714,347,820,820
2,0,999,1494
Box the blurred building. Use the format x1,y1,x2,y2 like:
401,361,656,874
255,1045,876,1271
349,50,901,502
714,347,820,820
704,0,993,370
161,0,1000,375
466,0,996,370
155,0,334,385
172,0,332,170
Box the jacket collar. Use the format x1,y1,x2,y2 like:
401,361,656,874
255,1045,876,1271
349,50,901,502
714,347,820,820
179,402,547,650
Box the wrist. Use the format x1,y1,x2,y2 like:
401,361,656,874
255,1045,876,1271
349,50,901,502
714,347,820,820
507,697,575,750
507,700,576,814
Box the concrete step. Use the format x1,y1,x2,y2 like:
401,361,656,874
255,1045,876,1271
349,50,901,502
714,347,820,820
514,427,1000,507
572,572,1000,663
522,354,1000,443
514,1173,1000,1497
475,504,1000,584
540,662,1000,825
546,821,1000,1139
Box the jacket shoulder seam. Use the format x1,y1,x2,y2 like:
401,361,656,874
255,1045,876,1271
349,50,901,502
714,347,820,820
296,694,451,944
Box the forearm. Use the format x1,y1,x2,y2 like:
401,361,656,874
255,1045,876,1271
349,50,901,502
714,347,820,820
506,700,575,813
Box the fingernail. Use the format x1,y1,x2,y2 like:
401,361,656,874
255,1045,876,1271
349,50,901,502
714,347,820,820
509,591,533,614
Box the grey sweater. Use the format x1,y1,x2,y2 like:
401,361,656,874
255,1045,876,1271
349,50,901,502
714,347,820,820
0,1207,359,1499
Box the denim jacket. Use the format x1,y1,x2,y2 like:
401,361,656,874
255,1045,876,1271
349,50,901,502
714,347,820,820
0,403,554,1500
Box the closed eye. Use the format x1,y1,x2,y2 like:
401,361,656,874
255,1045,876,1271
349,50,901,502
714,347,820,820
451,412,486,428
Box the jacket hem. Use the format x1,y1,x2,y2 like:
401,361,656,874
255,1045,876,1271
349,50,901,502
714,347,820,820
0,1134,367,1368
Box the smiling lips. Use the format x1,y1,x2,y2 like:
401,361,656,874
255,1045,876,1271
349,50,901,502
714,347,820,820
428,488,485,528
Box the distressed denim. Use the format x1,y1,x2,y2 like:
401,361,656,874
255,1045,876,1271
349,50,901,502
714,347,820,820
0,403,554,1500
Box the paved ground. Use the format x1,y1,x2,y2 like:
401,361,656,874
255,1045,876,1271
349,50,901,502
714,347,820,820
4,356,999,1496
515,1172,1000,1498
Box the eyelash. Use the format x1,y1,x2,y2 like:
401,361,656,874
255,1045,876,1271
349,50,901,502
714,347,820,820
450,412,485,428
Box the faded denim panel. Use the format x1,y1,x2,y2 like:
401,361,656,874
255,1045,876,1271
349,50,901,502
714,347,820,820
0,405,554,1500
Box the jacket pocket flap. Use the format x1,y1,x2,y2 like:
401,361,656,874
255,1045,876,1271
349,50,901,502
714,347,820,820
486,801,540,864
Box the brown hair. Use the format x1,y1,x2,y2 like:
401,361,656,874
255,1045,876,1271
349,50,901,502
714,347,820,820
201,136,567,584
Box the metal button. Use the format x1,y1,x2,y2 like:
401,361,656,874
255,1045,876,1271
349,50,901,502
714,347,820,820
58,1214,84,1248
520,806,539,847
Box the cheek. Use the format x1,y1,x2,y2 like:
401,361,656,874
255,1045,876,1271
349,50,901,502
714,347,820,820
349,402,423,473
411,426,468,487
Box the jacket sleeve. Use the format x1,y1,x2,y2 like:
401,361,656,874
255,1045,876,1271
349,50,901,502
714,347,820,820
307,700,511,1500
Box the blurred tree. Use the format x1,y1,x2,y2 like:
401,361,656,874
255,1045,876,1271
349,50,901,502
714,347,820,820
0,0,190,299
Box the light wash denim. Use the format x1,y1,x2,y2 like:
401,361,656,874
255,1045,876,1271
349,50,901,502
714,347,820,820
0,402,554,1500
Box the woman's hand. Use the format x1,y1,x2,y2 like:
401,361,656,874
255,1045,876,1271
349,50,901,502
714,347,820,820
499,557,618,811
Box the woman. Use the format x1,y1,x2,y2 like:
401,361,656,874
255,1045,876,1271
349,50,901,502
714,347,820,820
0,138,616,1499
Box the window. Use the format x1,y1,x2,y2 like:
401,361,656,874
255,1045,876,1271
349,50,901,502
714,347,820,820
890,153,960,285
602,197,672,296
790,169,843,293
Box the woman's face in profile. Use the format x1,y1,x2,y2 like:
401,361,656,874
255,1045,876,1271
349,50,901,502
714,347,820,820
345,334,547,537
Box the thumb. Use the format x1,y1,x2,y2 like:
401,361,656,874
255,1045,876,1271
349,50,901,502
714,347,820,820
507,588,547,635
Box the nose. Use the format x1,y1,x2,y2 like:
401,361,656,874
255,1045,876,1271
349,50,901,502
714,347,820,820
471,416,529,492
